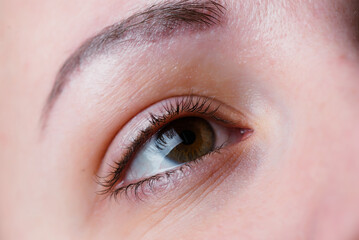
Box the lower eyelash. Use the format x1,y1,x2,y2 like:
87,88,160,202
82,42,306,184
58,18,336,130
113,165,190,201
110,146,225,201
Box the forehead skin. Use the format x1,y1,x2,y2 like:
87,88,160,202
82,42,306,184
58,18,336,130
1,0,359,240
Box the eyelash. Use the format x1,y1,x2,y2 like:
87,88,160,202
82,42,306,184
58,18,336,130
113,148,224,200
97,96,232,200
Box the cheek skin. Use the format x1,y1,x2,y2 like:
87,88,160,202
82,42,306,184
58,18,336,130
88,140,264,239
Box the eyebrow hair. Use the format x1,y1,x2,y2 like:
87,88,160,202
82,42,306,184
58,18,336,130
41,0,226,127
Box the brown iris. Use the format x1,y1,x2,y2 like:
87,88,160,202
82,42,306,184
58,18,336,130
155,117,215,163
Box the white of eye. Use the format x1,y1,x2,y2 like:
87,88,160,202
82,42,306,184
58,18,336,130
124,131,183,183
119,117,235,186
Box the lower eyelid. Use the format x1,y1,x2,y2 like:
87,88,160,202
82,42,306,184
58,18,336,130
113,164,192,200
111,137,253,201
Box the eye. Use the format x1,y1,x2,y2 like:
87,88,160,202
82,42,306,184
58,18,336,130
125,117,228,183
97,96,252,200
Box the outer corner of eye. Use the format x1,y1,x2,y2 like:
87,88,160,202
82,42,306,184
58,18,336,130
96,96,254,201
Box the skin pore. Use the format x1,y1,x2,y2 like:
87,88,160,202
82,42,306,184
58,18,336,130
1,0,359,239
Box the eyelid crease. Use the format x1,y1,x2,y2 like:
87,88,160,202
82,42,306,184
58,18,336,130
96,95,244,197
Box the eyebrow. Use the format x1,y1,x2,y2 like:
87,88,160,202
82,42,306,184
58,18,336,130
41,0,226,127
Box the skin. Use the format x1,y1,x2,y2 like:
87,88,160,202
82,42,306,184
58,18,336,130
1,0,359,239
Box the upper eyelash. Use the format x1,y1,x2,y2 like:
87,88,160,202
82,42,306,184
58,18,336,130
149,95,225,127
97,95,228,197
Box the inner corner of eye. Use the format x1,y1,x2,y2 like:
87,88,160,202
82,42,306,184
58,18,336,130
120,116,251,184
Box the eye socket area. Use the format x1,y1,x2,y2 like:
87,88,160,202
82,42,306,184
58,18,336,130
97,96,253,199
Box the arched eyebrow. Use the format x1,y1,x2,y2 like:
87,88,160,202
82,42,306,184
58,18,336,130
41,0,226,128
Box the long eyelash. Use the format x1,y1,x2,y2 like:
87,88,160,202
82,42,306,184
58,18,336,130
149,95,224,127
97,95,227,198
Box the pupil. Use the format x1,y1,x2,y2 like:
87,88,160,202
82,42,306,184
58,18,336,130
179,130,196,145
